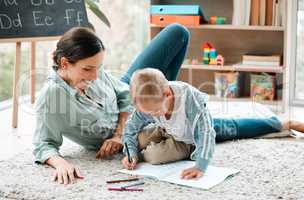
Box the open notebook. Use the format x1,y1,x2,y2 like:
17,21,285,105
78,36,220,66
118,161,239,190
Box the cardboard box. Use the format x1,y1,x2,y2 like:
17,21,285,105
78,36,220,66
250,73,276,100
214,72,241,98
151,15,201,26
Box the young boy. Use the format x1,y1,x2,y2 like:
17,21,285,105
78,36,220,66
122,68,216,180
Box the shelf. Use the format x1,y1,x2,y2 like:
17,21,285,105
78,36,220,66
182,64,284,73
151,24,285,31
209,95,283,106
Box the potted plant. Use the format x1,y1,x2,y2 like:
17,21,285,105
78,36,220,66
85,0,111,28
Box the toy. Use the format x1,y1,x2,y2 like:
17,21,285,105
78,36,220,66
191,59,199,65
209,48,218,65
202,42,212,64
209,16,226,25
216,55,224,66
202,42,224,66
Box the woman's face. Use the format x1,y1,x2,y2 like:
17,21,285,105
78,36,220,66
61,51,104,91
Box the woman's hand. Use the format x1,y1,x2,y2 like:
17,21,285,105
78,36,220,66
121,155,138,170
96,112,129,158
181,167,204,180
96,135,123,158
47,156,84,185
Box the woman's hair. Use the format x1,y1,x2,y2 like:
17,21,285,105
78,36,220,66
52,27,105,71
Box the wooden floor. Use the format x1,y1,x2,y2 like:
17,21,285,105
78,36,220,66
0,103,35,161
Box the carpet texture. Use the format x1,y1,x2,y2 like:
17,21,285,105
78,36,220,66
0,138,303,200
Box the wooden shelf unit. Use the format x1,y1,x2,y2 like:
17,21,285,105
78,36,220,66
182,64,284,73
150,0,287,110
209,95,283,106
151,24,285,31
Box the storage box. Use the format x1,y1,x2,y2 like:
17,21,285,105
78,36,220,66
151,5,203,16
214,72,241,98
250,73,276,100
151,15,201,26
150,5,207,24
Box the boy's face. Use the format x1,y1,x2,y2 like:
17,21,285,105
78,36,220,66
135,98,168,117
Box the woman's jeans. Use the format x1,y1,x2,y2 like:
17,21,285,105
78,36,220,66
214,117,282,142
120,23,282,142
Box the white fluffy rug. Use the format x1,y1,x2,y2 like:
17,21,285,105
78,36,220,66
0,138,303,200
1,102,302,200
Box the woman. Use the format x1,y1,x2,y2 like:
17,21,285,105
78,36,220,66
33,24,190,185
33,24,304,185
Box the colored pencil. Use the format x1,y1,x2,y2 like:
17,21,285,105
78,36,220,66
106,177,139,184
108,188,143,192
125,142,131,163
121,181,145,189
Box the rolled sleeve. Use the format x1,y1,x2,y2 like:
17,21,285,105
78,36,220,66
123,111,153,157
32,89,63,164
187,85,216,173
195,158,210,172
33,145,60,164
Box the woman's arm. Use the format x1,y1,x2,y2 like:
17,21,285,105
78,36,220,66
95,72,133,158
113,112,130,138
96,112,130,158
33,85,83,185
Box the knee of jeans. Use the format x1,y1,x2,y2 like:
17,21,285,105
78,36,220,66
166,23,190,43
119,74,130,84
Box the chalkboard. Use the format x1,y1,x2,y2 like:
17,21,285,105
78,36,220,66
0,0,89,40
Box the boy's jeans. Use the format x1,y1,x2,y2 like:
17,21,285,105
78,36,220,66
138,126,193,164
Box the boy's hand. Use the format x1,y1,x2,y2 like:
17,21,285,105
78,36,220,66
121,156,138,170
181,167,203,180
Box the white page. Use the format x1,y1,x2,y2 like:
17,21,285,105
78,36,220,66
161,165,240,190
118,161,240,190
291,130,304,138
118,161,192,179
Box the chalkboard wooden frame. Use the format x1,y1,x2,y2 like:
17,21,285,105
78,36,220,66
0,36,60,43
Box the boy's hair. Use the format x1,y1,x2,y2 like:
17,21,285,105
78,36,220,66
130,68,169,105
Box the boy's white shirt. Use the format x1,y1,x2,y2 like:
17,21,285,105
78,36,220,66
155,82,193,144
